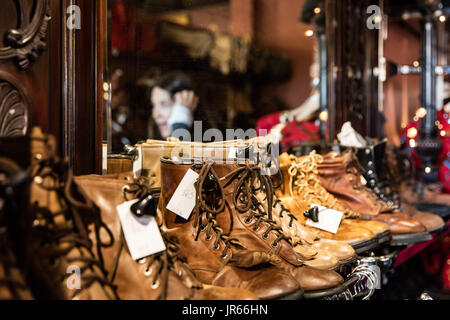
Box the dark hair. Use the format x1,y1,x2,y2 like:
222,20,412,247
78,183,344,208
153,72,196,99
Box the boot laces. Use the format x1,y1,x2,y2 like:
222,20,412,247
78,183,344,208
118,181,198,300
30,156,116,299
192,163,246,260
288,152,338,208
221,163,291,248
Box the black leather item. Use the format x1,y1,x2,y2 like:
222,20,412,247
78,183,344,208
355,139,400,208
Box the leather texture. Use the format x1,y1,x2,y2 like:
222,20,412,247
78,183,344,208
160,159,344,292
75,175,259,300
10,128,119,300
276,152,377,245
317,150,427,235
158,160,304,300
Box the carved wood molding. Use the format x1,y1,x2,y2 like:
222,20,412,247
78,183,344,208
0,0,51,70
0,74,29,137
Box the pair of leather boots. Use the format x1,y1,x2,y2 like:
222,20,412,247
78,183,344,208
317,149,440,245
276,151,390,253
75,174,261,300
133,138,357,271
0,128,117,300
123,138,360,299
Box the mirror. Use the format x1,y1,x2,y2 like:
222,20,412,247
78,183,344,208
104,0,320,157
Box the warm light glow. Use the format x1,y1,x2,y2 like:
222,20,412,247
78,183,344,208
401,123,407,129
319,110,329,121
413,61,420,67
425,167,431,174
305,30,314,37
416,107,427,118
441,130,446,137
407,127,418,139
314,7,321,14
439,16,446,22
409,139,416,148
374,15,382,24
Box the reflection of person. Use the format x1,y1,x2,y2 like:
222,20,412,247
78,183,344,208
150,72,199,139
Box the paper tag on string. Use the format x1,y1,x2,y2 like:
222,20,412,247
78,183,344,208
166,169,199,220
117,199,166,260
305,204,343,234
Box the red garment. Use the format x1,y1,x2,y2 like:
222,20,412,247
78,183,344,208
256,112,321,153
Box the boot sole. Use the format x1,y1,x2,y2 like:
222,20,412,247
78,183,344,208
335,255,358,276
276,288,304,300
390,231,432,246
350,237,379,254
303,276,359,300
376,230,392,245
426,224,446,234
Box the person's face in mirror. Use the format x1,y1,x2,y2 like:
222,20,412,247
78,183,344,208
151,86,174,138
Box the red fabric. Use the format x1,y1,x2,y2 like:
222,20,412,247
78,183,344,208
111,2,137,52
256,112,321,153
401,109,450,192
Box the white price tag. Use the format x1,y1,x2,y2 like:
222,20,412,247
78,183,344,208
166,169,199,220
305,204,343,234
117,199,166,260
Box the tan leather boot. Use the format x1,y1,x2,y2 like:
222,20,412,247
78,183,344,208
75,175,259,300
268,195,356,267
12,129,119,300
254,186,354,270
317,150,431,245
160,158,346,298
157,161,306,300
276,152,381,253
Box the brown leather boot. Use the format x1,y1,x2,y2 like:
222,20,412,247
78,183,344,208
158,161,306,300
160,158,346,299
317,150,431,245
9,129,119,300
276,152,381,253
75,174,259,300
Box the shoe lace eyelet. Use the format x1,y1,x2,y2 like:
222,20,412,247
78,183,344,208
262,233,269,239
205,235,212,241
144,267,153,277
253,225,259,231
272,242,279,248
213,244,220,251
245,217,252,224
151,280,159,289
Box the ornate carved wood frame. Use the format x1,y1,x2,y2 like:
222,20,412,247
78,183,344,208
0,0,51,71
